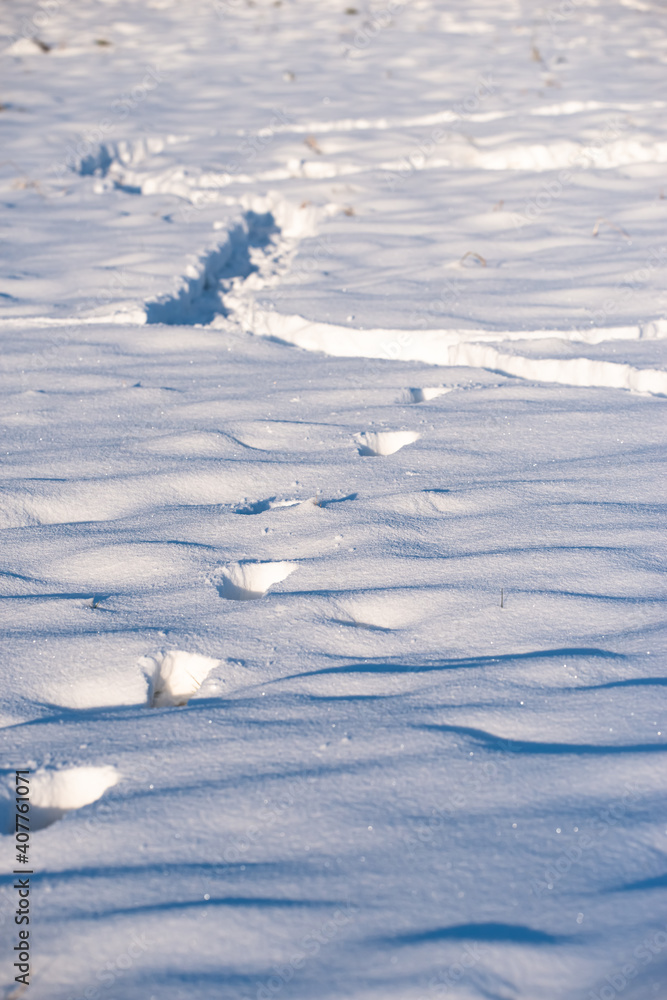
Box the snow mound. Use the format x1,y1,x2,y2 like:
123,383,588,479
215,560,297,600
144,649,220,708
355,431,420,456
1,766,118,833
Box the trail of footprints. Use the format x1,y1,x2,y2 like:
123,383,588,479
1,385,445,832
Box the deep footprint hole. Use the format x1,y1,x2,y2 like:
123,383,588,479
145,210,279,325
215,560,297,600
1,766,118,833
355,431,420,456
235,497,276,515
401,386,451,403
143,649,219,708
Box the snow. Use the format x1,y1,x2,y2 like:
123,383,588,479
354,430,421,456
1,1,666,998
1,767,118,834
144,650,220,708
215,561,299,601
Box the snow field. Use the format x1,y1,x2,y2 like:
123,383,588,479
1,322,665,999
1,0,666,998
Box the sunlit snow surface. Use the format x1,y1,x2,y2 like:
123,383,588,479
1,1,666,998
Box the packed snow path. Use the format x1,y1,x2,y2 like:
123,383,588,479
1,2,666,999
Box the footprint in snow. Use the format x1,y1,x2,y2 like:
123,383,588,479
331,618,393,633
142,649,220,708
399,386,452,403
0,766,118,833
355,430,420,456
235,497,302,515
317,492,357,508
215,560,297,601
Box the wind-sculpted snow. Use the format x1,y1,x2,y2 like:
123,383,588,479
1,318,666,1000
2,0,667,998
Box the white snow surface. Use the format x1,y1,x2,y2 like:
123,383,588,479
1,1,666,998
